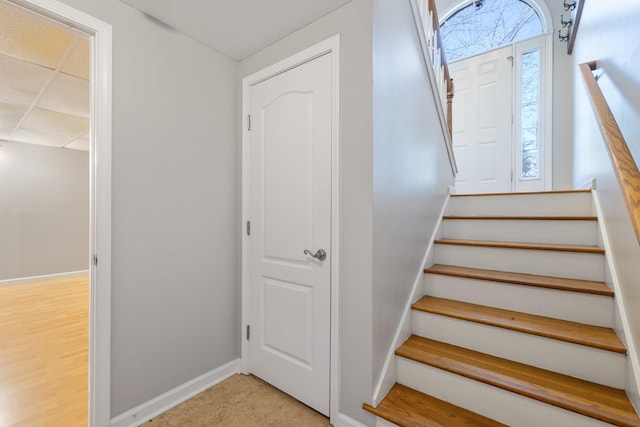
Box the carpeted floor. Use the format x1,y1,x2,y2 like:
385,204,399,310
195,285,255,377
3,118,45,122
146,374,332,426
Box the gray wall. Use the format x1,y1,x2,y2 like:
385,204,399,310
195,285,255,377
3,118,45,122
571,0,640,406
0,141,89,281
435,0,575,189
372,0,454,387
240,1,375,423
57,0,240,417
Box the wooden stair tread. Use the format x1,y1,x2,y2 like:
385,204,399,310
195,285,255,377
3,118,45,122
434,238,605,254
363,383,507,427
397,336,640,427
442,215,597,221
451,189,592,197
413,296,626,353
424,264,613,296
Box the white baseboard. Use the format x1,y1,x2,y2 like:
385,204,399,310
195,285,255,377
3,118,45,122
371,194,451,406
0,270,89,286
332,412,370,427
110,359,241,427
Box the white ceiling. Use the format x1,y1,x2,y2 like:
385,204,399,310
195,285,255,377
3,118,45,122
0,1,354,152
118,0,353,60
0,3,89,151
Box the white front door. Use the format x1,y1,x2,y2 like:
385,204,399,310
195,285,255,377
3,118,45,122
450,35,551,194
247,52,332,415
450,45,513,194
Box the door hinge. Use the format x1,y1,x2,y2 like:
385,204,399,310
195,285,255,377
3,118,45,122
507,55,514,66
93,254,98,267
246,325,250,340
510,171,514,182
247,114,251,131
246,220,251,236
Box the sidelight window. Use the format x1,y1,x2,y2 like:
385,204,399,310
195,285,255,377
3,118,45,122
520,49,541,179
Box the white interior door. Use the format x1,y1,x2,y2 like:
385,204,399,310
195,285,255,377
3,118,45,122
247,52,332,416
450,45,513,194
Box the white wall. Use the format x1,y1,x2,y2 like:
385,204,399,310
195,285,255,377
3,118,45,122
0,141,89,280
571,0,640,406
240,1,375,424
55,0,240,417
372,0,454,386
435,0,575,189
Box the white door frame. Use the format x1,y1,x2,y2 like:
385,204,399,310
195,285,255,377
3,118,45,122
5,1,113,425
241,34,341,423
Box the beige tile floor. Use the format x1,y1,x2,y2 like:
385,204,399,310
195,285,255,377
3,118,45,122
146,374,332,427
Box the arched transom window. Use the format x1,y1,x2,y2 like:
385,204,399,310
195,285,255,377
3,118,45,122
441,0,544,61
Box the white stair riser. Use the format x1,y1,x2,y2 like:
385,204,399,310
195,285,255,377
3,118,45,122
434,245,604,281
442,219,598,245
448,193,594,216
397,357,613,427
424,274,614,327
412,311,626,388
376,418,396,427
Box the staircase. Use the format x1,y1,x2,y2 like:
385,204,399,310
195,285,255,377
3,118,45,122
364,190,640,427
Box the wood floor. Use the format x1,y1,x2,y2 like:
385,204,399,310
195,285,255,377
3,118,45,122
0,274,88,427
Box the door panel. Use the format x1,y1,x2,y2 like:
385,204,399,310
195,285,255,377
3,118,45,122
262,278,312,366
262,93,313,262
450,45,513,194
478,141,498,182
248,52,332,416
478,83,497,129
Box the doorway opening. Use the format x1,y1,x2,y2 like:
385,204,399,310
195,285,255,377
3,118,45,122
0,0,112,425
441,0,553,193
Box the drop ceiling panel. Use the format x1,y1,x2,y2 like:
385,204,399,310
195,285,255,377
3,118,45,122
38,72,89,118
0,101,27,127
21,108,88,137
0,2,90,151
12,128,75,148
119,0,353,60
0,54,53,105
62,38,90,80
0,4,75,69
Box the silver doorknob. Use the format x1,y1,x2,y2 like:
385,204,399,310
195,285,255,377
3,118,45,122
303,248,327,261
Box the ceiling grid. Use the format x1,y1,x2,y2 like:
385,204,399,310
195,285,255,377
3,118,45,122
0,3,89,151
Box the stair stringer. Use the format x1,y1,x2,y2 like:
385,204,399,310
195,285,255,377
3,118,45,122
370,193,451,407
593,189,640,413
